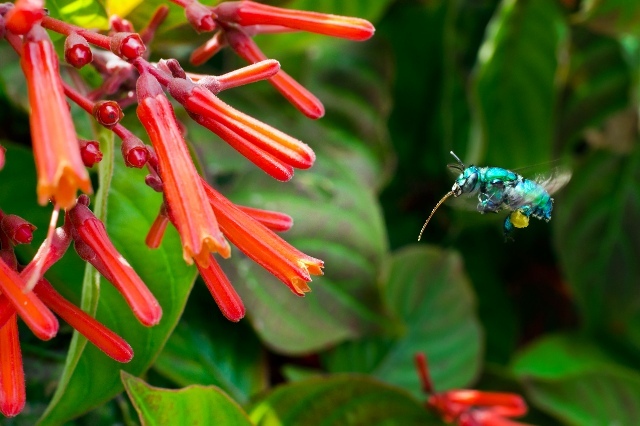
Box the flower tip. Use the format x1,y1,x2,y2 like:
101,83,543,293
39,166,92,210
290,278,312,296
137,301,163,326
0,399,26,418
114,342,134,363
4,0,44,35
110,32,146,60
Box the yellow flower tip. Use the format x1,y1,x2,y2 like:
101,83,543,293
37,164,92,209
290,277,312,296
185,234,231,266
300,258,324,276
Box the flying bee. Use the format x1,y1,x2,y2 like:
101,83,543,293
418,152,570,241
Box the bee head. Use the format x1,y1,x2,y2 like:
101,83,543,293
453,166,479,196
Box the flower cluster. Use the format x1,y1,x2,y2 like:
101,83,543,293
415,354,530,426
0,0,373,417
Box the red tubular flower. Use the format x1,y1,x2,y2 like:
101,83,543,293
4,0,44,35
190,31,226,66
237,205,293,232
214,1,375,41
196,255,245,322
222,25,325,119
21,25,92,209
33,279,133,362
194,59,281,93
136,71,230,264
185,1,216,33
0,315,24,418
0,214,36,245
415,353,530,426
0,259,58,341
203,180,323,296
169,78,315,171
191,113,294,181
68,199,162,327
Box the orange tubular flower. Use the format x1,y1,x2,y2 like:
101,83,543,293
0,315,24,418
20,26,91,209
196,255,245,322
415,353,530,426
136,72,230,265
69,199,162,327
0,258,58,341
214,1,375,41
222,26,324,119
202,180,323,296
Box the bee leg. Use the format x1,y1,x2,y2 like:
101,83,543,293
503,215,515,242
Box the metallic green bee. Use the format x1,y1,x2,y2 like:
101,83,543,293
418,152,569,240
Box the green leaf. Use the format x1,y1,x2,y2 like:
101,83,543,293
153,309,267,405
39,154,198,424
575,0,640,37
47,0,110,31
513,334,640,425
122,372,254,426
512,334,621,379
248,375,440,426
555,28,632,147
222,146,388,355
324,245,483,399
470,0,567,167
553,148,640,350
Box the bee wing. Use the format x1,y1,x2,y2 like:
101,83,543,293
535,167,571,196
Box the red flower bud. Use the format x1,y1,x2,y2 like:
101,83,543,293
93,100,123,128
185,1,217,33
69,201,162,326
109,32,146,60
79,139,103,167
121,135,149,168
190,31,227,66
64,32,92,68
1,214,36,245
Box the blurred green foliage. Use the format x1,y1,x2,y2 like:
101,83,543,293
1,0,640,425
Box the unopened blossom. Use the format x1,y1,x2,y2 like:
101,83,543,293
3,0,44,35
68,197,162,327
21,25,91,209
136,71,230,265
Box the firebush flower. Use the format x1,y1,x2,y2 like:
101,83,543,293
68,196,162,326
415,354,530,426
188,0,374,119
136,71,230,265
20,25,92,209
1,0,373,416
0,208,134,417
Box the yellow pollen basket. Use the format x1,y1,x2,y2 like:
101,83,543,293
510,210,529,228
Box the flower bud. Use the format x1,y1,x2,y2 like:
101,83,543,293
64,32,93,68
93,100,123,128
185,1,217,33
4,0,44,35
79,139,103,167
109,32,146,60
1,215,36,245
121,135,149,168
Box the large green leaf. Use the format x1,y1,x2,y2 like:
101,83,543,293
39,154,198,424
553,148,640,349
324,245,483,399
248,375,440,426
153,302,267,405
513,334,640,425
471,0,566,167
222,146,388,354
122,372,254,426
555,27,632,147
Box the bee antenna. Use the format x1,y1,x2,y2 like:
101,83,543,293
450,151,465,169
418,191,454,241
